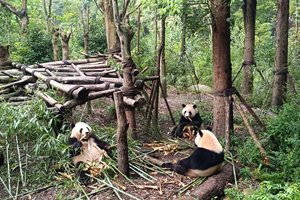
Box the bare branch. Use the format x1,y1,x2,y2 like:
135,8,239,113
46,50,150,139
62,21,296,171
0,0,20,16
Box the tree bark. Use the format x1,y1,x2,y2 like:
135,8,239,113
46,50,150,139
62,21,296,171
100,0,120,53
136,7,141,54
272,0,289,107
180,1,187,59
81,3,90,55
211,0,232,136
0,45,9,64
242,0,256,95
113,91,129,177
112,0,138,139
159,17,167,98
61,31,71,60
180,163,241,200
52,28,60,61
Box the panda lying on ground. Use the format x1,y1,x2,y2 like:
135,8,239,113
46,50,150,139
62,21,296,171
69,122,110,183
163,129,224,177
173,104,202,139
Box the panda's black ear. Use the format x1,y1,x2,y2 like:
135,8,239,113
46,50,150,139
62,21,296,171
71,123,75,129
182,104,186,108
193,104,197,109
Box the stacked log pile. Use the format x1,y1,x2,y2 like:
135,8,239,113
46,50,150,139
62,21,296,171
0,63,36,105
7,55,147,112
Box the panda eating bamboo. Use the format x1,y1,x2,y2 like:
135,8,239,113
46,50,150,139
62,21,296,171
173,103,202,139
68,122,110,183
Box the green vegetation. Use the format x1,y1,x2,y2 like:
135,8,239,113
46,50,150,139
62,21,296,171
1,0,300,199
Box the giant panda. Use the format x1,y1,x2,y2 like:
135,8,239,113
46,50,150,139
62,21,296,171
69,122,110,183
173,104,202,138
163,129,224,177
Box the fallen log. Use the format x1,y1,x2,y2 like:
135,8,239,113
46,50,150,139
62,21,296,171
8,96,31,102
0,76,35,90
64,88,120,109
37,58,105,66
235,101,269,165
0,89,23,100
179,163,241,200
36,91,65,112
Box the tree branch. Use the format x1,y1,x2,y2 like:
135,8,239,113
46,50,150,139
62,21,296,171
0,0,20,16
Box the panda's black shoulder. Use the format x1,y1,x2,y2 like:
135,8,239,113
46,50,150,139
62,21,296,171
179,115,190,124
91,134,110,152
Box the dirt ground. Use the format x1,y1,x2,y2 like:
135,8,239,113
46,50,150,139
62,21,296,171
3,87,217,200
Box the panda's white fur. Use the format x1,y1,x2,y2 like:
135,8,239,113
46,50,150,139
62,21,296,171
182,104,198,119
195,130,223,153
174,103,202,138
70,122,107,165
163,129,224,177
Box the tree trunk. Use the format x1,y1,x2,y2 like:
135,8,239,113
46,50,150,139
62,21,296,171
242,0,256,95
180,1,187,59
159,17,167,98
113,91,129,177
211,0,232,136
101,0,120,53
52,28,60,61
136,7,141,54
82,4,90,55
272,0,289,107
112,0,137,139
61,31,71,60
42,0,52,32
0,45,9,64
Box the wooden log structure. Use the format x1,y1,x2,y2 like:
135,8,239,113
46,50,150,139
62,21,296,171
113,91,130,177
0,76,35,90
38,58,105,66
36,91,65,112
12,63,88,100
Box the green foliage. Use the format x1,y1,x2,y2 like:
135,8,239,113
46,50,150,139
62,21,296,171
245,181,300,200
265,102,300,182
11,27,52,64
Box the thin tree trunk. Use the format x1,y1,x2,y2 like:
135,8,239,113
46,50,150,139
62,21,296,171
112,0,137,139
101,0,120,53
211,0,232,136
113,91,129,177
242,0,256,95
159,17,167,98
180,1,187,59
0,45,9,64
61,31,71,60
136,7,141,54
52,28,59,61
272,0,289,107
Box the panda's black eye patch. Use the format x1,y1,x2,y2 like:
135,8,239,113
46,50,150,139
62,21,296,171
80,128,83,134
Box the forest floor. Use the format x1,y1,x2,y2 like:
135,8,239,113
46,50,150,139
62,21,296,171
3,87,231,200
